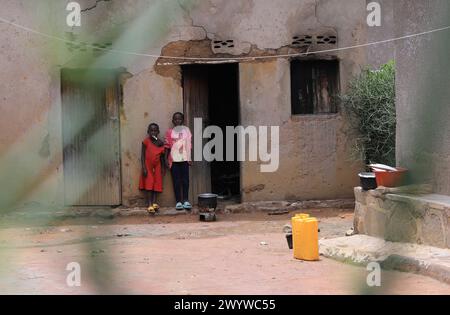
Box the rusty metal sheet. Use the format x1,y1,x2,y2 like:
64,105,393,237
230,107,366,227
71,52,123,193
61,69,121,206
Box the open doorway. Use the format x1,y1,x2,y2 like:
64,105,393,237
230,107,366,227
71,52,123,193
182,63,240,202
209,64,240,200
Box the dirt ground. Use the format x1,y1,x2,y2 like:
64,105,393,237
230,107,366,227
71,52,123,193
1,209,449,295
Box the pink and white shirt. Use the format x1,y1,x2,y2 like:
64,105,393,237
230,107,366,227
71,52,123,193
165,126,192,168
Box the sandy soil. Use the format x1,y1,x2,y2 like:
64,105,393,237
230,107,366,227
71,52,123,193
1,209,449,295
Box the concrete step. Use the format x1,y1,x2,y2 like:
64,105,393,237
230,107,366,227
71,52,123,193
320,234,450,284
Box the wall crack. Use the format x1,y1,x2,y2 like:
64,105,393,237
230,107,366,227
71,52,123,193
81,0,113,13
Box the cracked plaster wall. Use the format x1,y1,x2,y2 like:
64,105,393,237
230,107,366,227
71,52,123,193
1,0,368,207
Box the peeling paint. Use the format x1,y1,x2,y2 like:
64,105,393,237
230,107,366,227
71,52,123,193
244,184,266,194
155,39,308,67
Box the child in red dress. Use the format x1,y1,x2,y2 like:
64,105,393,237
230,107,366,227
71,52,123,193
139,123,166,214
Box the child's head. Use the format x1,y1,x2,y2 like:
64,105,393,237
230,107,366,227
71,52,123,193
147,123,160,137
172,112,185,127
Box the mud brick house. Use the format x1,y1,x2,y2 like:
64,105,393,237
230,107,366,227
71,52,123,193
0,0,371,208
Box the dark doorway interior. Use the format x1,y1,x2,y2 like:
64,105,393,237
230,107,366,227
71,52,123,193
208,64,240,199
182,63,240,202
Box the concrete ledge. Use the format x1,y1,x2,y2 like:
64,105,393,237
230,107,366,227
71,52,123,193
57,199,354,218
1,199,355,223
320,235,450,284
385,193,450,211
224,199,355,214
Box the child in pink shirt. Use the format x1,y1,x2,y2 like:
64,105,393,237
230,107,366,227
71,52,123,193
165,112,193,211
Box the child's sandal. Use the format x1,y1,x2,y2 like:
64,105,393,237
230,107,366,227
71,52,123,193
147,206,156,215
153,204,160,212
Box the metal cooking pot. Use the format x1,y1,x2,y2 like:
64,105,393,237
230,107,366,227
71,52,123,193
358,172,378,190
198,193,218,210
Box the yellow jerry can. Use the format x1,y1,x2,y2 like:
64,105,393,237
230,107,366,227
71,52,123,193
291,215,319,261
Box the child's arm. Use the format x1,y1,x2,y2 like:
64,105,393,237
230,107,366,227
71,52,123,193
141,143,148,177
164,148,171,169
164,129,172,169
160,153,167,176
187,128,193,166
151,135,164,147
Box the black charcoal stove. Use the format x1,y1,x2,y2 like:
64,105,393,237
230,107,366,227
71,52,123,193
198,193,218,222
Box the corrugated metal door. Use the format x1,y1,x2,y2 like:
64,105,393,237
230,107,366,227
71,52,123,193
183,65,212,203
61,69,122,206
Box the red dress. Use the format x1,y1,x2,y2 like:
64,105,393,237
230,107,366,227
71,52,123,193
139,138,165,192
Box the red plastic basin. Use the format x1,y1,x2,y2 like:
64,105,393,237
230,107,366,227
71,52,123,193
373,167,408,187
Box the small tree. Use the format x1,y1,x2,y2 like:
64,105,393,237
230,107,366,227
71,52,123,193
341,61,396,166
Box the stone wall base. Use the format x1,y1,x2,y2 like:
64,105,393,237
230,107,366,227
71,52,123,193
354,187,450,249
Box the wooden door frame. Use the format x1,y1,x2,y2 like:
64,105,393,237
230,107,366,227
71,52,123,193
182,65,211,203
181,63,242,202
